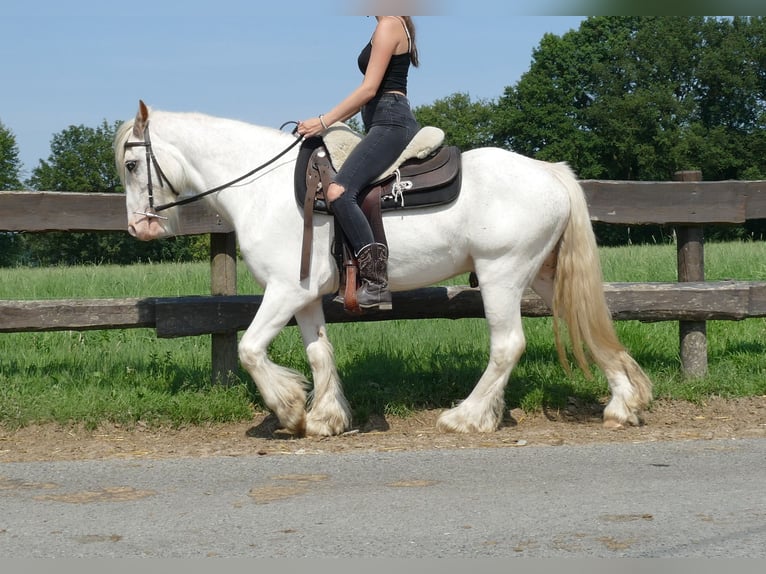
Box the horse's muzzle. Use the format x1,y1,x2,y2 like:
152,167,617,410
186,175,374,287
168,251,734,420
128,213,167,240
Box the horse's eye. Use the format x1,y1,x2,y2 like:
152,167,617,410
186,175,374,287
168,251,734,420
125,160,138,173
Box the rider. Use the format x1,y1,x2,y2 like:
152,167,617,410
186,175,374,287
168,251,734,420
297,16,420,310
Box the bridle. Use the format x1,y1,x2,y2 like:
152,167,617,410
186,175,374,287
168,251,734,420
123,121,304,218
123,123,179,219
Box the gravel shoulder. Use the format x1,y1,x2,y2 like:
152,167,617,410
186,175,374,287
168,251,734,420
2,397,765,462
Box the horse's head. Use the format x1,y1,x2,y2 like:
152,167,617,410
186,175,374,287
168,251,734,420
115,100,183,240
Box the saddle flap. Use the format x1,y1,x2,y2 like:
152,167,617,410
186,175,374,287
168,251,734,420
396,145,460,190
372,126,445,184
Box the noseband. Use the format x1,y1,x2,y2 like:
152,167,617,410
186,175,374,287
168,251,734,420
123,121,304,218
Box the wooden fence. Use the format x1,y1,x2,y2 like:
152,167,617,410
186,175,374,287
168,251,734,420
2,171,766,382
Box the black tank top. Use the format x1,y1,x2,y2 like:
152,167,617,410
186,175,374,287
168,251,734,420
357,20,412,95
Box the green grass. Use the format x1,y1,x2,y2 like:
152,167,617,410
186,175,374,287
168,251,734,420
1,242,765,429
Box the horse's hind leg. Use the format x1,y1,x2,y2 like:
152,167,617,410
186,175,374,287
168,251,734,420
531,251,651,428
238,288,311,435
296,300,352,436
437,282,527,433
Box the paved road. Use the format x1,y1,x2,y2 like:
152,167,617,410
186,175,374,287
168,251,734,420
1,438,764,557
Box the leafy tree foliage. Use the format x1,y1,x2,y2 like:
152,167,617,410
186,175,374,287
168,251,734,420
414,93,495,151
493,16,766,243
0,120,24,265
27,121,122,193
0,120,23,190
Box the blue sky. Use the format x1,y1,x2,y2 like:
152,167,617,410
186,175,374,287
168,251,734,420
1,1,589,177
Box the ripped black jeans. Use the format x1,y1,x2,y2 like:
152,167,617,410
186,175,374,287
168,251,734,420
331,92,419,254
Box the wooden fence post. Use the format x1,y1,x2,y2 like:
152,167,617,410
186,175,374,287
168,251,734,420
674,170,708,378
210,232,239,385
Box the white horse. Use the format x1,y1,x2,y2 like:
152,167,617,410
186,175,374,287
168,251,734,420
115,101,652,436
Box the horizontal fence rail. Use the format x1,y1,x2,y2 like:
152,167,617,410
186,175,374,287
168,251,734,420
2,282,765,336
582,179,766,224
2,173,766,381
0,191,233,233
1,180,765,230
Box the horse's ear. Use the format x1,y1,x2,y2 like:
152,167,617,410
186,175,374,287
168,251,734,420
133,100,150,138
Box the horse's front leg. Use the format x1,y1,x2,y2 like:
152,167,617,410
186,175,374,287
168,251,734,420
296,300,352,436
238,287,312,435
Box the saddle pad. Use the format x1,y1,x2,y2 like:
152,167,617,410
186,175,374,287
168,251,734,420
322,123,445,181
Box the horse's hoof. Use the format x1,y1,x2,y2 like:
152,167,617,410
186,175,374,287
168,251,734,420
436,408,498,433
603,411,641,429
279,413,306,437
436,420,460,433
435,411,461,433
305,418,349,437
602,419,625,430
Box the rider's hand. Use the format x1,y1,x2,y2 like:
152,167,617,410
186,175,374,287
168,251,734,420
297,117,325,138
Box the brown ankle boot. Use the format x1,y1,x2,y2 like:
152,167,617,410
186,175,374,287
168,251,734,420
355,243,392,310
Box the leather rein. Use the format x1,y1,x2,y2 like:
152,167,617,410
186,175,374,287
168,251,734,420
124,121,304,217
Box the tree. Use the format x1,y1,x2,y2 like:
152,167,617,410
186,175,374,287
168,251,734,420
496,17,693,180
0,120,23,190
414,93,495,151
0,121,24,265
492,28,601,174
691,17,766,182
493,16,766,243
496,17,766,179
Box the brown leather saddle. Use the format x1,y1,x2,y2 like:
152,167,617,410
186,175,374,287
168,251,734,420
294,135,462,310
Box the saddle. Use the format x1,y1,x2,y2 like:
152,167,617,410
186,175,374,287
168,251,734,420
294,124,462,310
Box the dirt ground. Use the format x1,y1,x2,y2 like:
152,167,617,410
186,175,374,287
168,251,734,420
1,397,765,463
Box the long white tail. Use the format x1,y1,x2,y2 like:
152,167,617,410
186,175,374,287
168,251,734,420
550,163,652,420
